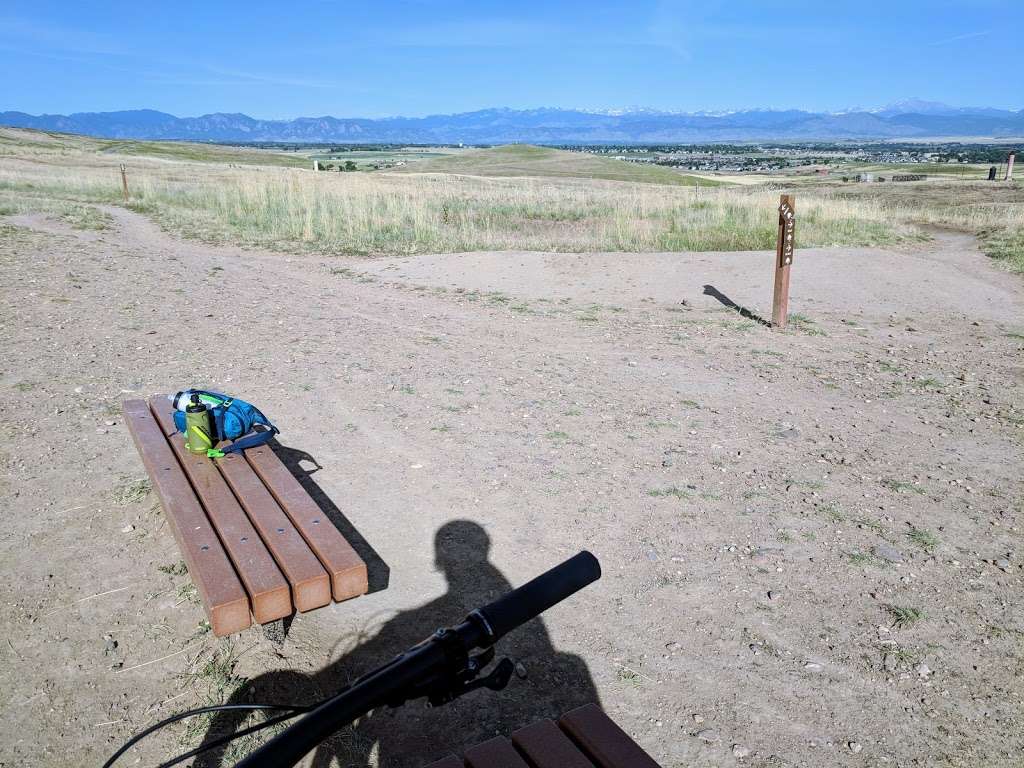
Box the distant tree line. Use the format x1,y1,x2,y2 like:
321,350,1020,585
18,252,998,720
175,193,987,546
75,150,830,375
315,160,358,171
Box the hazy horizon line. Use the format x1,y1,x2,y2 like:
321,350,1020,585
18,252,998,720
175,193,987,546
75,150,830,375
5,100,1024,123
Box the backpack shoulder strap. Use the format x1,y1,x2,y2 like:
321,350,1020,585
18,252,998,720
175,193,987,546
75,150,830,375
220,426,277,454
219,404,278,454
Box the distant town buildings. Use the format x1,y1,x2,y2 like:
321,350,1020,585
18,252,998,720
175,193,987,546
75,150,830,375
569,143,1002,173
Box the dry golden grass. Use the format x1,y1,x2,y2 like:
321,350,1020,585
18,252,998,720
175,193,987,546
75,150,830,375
0,131,917,256
831,181,1024,273
391,143,715,186
122,168,921,255
1,127,1020,272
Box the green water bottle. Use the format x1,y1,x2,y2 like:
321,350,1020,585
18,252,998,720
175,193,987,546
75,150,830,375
184,394,214,455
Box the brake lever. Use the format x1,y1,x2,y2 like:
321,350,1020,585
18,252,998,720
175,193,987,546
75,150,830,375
461,658,515,695
426,656,514,707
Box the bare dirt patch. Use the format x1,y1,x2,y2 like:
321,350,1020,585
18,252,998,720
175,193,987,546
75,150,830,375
1,209,1022,767
355,231,1017,324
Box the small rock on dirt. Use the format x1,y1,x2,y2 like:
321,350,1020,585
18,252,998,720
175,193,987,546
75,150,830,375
994,558,1011,571
692,713,705,724
874,543,904,563
804,662,824,672
777,427,801,440
695,729,719,743
733,744,751,758
848,741,863,753
514,661,527,679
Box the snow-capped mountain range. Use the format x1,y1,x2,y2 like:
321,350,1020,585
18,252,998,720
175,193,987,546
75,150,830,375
3,101,1022,143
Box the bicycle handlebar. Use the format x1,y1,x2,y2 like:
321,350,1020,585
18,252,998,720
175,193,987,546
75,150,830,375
474,551,601,644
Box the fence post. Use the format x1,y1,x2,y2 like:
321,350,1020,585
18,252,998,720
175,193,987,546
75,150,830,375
120,164,129,203
772,194,795,330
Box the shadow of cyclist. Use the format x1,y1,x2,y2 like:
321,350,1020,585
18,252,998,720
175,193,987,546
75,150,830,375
197,520,599,767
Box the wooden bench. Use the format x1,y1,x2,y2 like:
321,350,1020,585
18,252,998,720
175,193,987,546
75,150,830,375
124,395,368,636
424,704,662,768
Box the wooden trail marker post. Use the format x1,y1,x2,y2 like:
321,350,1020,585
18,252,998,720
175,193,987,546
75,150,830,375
119,164,129,202
772,194,795,329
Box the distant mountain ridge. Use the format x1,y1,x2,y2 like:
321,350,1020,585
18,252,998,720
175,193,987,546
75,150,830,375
3,103,1023,143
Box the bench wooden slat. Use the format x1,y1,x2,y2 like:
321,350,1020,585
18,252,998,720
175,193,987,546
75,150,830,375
245,445,368,602
210,450,331,613
558,704,661,768
123,400,250,637
422,758,464,768
463,737,531,768
150,402,292,624
511,719,595,768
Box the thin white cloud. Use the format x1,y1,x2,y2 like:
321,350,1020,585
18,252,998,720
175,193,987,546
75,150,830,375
0,15,128,56
929,30,990,45
202,67,339,89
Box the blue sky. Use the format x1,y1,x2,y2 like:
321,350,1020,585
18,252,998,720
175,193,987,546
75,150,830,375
1,1,1021,118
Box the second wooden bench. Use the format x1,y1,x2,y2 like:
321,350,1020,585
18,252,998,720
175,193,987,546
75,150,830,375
424,704,662,768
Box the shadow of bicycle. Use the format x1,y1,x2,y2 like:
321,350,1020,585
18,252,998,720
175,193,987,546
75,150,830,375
196,520,600,767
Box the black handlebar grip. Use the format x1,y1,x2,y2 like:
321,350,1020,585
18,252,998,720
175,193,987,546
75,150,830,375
475,551,601,643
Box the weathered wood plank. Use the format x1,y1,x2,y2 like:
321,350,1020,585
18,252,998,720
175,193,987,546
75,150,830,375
463,737,530,768
215,451,331,612
558,704,661,768
512,718,595,768
123,399,250,637
149,399,292,624
421,757,464,768
245,445,368,602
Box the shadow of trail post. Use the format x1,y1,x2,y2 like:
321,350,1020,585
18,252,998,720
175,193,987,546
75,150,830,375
702,284,771,326
197,521,600,767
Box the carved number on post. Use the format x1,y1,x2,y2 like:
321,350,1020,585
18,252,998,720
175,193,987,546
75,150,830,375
779,200,795,267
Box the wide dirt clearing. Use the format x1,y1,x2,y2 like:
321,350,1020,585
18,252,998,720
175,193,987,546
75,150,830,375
1,208,1022,767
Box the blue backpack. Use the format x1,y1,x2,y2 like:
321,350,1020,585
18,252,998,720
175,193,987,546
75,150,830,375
171,389,278,455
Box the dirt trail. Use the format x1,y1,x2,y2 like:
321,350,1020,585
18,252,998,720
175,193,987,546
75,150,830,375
1,208,1022,767
356,231,1021,326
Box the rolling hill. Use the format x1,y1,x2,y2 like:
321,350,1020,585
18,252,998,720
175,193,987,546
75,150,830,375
0,126,309,168
389,144,716,185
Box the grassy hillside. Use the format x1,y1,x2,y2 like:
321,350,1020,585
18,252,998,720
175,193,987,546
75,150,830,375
7,127,1022,269
0,127,308,168
96,139,310,168
392,144,720,186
